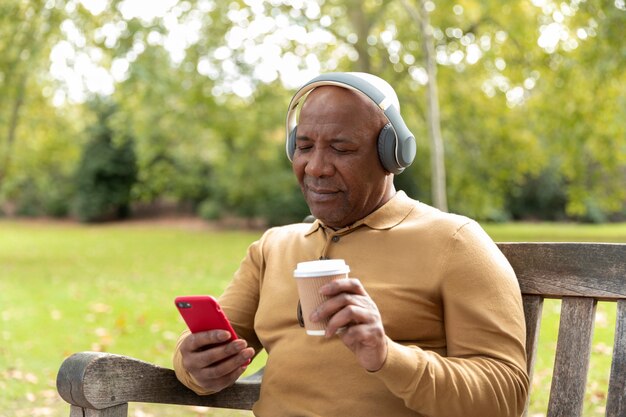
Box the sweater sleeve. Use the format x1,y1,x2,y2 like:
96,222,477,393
372,221,529,417
172,235,266,394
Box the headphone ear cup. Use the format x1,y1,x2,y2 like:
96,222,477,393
287,127,297,161
377,123,401,174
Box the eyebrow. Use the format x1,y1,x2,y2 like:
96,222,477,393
295,136,357,145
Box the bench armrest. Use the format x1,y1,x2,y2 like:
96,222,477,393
56,352,260,411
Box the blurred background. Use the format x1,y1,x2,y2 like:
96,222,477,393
1,1,625,417
0,0,624,226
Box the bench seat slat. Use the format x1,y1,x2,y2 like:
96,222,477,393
522,295,543,378
606,299,626,417
547,297,596,417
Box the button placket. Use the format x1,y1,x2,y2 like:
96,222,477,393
318,225,356,260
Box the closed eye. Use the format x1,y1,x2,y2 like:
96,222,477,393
295,137,313,152
332,146,356,154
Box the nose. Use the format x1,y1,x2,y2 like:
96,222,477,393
304,148,334,178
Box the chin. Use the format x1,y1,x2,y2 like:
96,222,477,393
310,211,347,228
309,208,337,225
305,197,351,227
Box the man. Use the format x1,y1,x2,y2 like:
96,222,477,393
174,72,529,417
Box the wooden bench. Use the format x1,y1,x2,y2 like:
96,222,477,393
56,242,626,417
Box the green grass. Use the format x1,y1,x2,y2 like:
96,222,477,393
1,220,624,417
483,221,626,242
0,220,263,417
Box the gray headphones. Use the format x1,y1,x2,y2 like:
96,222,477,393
285,72,416,174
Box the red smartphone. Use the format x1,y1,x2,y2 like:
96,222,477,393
175,295,238,341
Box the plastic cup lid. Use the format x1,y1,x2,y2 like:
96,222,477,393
294,259,350,278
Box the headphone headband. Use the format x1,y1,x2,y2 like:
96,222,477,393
285,72,416,174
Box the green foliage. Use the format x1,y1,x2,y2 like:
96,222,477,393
198,198,223,221
74,100,138,222
8,174,73,218
506,163,568,221
113,44,217,206
0,0,624,224
257,161,311,227
0,0,79,217
0,93,82,217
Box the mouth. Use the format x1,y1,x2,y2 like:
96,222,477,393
305,186,341,202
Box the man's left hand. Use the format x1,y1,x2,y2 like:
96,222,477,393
311,278,388,372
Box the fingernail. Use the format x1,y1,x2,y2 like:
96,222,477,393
217,331,231,341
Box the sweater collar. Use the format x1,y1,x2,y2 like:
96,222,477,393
304,191,415,236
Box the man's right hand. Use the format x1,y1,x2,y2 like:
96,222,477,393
179,330,255,393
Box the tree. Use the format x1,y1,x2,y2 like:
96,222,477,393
400,0,448,211
526,1,626,221
0,0,65,190
74,99,137,222
2,0,623,225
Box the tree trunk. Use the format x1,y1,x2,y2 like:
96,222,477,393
401,0,448,212
0,73,27,189
347,0,372,73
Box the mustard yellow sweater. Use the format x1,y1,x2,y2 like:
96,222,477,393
174,191,528,417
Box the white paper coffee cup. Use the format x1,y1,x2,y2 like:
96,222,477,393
294,259,350,336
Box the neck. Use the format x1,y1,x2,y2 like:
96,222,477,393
378,177,397,208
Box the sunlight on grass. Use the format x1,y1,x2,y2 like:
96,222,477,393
1,220,623,416
0,220,261,417
483,222,626,243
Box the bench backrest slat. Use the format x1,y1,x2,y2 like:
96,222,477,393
606,299,626,417
522,296,543,376
547,297,596,417
521,295,543,417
